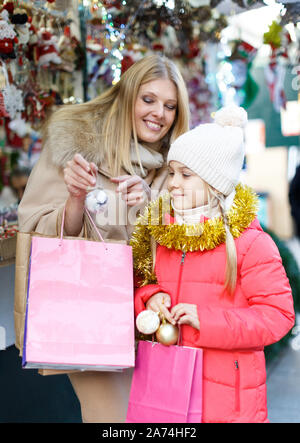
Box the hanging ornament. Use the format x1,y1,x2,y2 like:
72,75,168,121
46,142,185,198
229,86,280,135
0,9,18,60
136,310,160,335
36,28,62,67
3,82,24,119
11,8,28,25
156,316,179,346
263,21,292,112
1,1,14,15
85,188,108,214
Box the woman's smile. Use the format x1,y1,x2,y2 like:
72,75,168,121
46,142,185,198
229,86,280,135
134,78,177,146
144,120,162,132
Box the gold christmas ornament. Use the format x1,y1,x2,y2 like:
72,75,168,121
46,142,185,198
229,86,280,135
156,317,179,346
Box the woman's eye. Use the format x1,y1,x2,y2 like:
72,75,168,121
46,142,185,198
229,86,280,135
165,104,176,110
183,174,191,178
143,97,153,104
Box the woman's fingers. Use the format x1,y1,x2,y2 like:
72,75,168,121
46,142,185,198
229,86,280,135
111,175,140,189
63,155,98,200
66,161,96,187
73,153,91,172
64,168,92,189
64,171,89,191
111,175,151,205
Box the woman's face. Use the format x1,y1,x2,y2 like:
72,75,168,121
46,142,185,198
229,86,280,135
167,161,208,210
134,78,177,146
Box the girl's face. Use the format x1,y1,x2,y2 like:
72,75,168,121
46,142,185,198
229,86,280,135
167,161,208,210
134,78,177,146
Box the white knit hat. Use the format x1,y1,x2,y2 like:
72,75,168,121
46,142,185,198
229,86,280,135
167,105,248,196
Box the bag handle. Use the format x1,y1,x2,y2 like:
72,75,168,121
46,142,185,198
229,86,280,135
59,206,105,245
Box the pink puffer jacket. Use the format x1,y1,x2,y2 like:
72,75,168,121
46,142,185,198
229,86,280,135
135,219,295,423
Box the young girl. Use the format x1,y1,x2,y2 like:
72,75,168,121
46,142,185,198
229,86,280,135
131,105,295,423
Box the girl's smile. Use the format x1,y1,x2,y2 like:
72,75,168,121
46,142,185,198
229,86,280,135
168,160,208,210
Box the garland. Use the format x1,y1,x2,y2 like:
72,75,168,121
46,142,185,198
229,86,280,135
130,183,259,286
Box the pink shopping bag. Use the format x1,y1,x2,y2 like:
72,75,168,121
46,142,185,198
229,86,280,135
22,209,135,371
126,340,203,423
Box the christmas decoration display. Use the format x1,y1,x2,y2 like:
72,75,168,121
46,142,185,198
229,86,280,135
0,9,18,60
36,27,62,67
217,39,259,108
82,0,230,101
0,0,84,267
263,19,297,112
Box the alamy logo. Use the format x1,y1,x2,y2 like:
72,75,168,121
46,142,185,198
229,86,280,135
0,326,6,350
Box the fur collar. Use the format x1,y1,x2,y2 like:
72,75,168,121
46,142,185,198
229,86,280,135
46,119,165,178
47,119,107,170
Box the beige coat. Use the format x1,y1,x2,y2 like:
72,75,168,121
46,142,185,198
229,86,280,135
17,118,169,423
18,119,168,239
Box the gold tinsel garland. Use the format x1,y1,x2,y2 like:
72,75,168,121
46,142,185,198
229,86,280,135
130,184,259,287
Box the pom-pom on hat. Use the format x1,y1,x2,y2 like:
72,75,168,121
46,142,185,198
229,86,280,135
167,105,248,196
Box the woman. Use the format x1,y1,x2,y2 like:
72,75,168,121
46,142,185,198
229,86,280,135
18,54,190,422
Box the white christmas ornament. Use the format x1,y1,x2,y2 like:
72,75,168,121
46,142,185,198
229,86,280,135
9,116,31,137
136,310,160,335
85,189,108,214
3,83,24,119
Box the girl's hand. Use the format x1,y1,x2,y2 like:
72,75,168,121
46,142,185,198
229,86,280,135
63,153,98,201
146,292,175,325
171,303,200,330
111,175,151,207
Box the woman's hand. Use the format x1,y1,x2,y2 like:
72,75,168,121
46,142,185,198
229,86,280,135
146,292,175,325
111,175,151,206
171,303,200,331
63,153,98,202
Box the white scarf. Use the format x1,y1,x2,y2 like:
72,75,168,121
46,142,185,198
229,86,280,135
171,189,236,225
129,142,165,178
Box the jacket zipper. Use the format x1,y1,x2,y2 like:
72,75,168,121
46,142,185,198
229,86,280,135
175,251,186,303
234,360,240,412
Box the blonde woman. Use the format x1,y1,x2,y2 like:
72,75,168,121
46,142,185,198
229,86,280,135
132,106,295,423
18,54,190,422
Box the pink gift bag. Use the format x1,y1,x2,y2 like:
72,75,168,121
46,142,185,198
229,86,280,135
126,340,203,423
22,209,135,371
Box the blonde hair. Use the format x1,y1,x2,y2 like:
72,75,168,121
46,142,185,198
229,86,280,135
45,55,190,176
207,186,237,295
